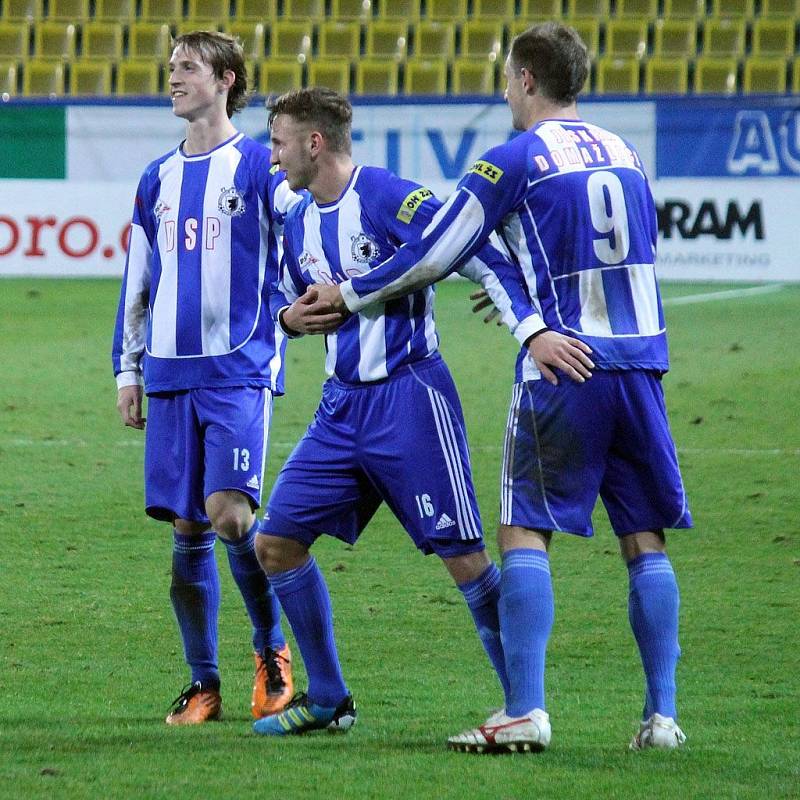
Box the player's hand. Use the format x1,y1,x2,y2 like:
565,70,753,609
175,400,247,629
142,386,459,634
117,384,145,429
469,289,502,325
311,283,348,314
528,331,594,386
283,287,347,335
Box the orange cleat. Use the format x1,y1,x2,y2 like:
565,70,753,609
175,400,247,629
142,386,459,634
165,681,222,725
252,644,294,719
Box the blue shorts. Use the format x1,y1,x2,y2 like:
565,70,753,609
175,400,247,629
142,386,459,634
260,355,485,558
501,371,692,537
144,386,273,523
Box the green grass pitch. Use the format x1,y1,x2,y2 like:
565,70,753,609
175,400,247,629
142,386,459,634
0,278,797,799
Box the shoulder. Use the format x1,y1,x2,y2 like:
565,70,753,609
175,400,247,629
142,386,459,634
140,147,178,185
355,165,437,219
462,135,530,192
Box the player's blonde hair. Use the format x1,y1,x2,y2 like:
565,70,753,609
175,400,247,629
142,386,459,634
267,88,353,155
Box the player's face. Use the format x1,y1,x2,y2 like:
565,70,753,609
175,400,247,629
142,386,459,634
503,56,528,131
270,115,315,190
168,45,223,122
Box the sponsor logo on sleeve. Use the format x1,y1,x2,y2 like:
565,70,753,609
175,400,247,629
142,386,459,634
467,159,504,184
396,187,434,223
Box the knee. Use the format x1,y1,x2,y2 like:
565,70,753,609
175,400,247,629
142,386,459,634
255,534,309,575
210,508,254,541
173,519,212,536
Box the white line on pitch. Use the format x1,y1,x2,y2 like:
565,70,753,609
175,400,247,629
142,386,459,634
663,284,786,306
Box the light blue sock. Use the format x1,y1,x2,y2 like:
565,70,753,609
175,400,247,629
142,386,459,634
220,521,285,653
170,531,220,688
627,552,681,720
458,563,509,696
266,555,348,708
499,548,553,717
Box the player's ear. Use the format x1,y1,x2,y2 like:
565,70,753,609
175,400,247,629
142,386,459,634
308,130,324,157
521,67,537,96
218,68,236,93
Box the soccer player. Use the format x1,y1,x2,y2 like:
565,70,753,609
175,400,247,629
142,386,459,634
310,23,692,753
249,87,543,736
112,31,297,725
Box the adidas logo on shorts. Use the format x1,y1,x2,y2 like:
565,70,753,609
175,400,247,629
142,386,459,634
246,474,260,490
435,513,456,531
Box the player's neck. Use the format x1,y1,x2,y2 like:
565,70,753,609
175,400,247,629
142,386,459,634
309,155,355,205
183,113,238,156
526,100,580,129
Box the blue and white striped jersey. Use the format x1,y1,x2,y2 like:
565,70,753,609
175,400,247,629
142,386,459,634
340,120,668,382
272,165,539,385
112,132,300,394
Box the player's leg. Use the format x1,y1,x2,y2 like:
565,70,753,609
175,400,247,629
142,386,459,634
198,387,291,718
600,371,690,750
144,392,223,725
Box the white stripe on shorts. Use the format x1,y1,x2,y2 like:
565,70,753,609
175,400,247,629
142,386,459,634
500,383,523,525
258,387,274,506
426,387,480,541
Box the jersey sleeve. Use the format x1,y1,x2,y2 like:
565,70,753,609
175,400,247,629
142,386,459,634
269,215,310,338
339,139,530,313
111,172,155,388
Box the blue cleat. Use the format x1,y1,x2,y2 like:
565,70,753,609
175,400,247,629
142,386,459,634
252,692,357,736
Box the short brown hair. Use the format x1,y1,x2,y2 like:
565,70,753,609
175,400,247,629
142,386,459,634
267,87,353,154
510,22,589,105
172,30,249,117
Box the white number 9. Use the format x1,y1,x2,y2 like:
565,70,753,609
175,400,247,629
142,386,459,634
587,171,630,265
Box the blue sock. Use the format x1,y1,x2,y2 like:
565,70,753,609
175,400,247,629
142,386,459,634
458,563,509,696
499,548,554,717
266,555,347,708
627,552,681,720
220,521,285,654
170,531,220,688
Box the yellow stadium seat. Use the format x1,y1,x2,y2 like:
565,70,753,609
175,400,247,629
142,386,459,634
81,23,123,60
452,58,496,94
567,0,610,18
653,19,697,58
644,57,688,93
365,21,407,60
23,59,64,95
1,0,41,21
236,0,278,21
47,0,89,21
460,21,503,62
94,0,136,21
793,58,800,91
307,59,351,93
518,0,563,20
318,22,361,59
282,0,325,20
425,0,467,20
331,0,373,21
703,19,746,58
760,0,800,15
751,19,795,58
0,60,18,93
566,18,599,59
605,20,648,59
117,61,160,94
472,0,515,19
662,0,704,17
270,22,314,62
615,0,657,18
354,59,399,93
711,0,754,15
595,57,640,94
743,57,787,93
227,22,266,60
33,22,76,60
69,61,112,95
258,58,302,95
140,0,182,23
693,56,738,93
188,0,230,21
128,23,172,61
175,20,224,35
374,0,421,22
0,22,29,61
403,59,446,93
413,22,455,59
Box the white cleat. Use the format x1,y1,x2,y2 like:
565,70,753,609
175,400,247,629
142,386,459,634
630,713,687,751
447,708,551,754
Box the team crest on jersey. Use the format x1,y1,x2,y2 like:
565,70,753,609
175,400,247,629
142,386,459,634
153,198,171,219
218,186,246,217
351,233,380,264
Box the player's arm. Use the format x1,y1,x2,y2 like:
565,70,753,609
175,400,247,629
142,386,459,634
112,179,154,429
